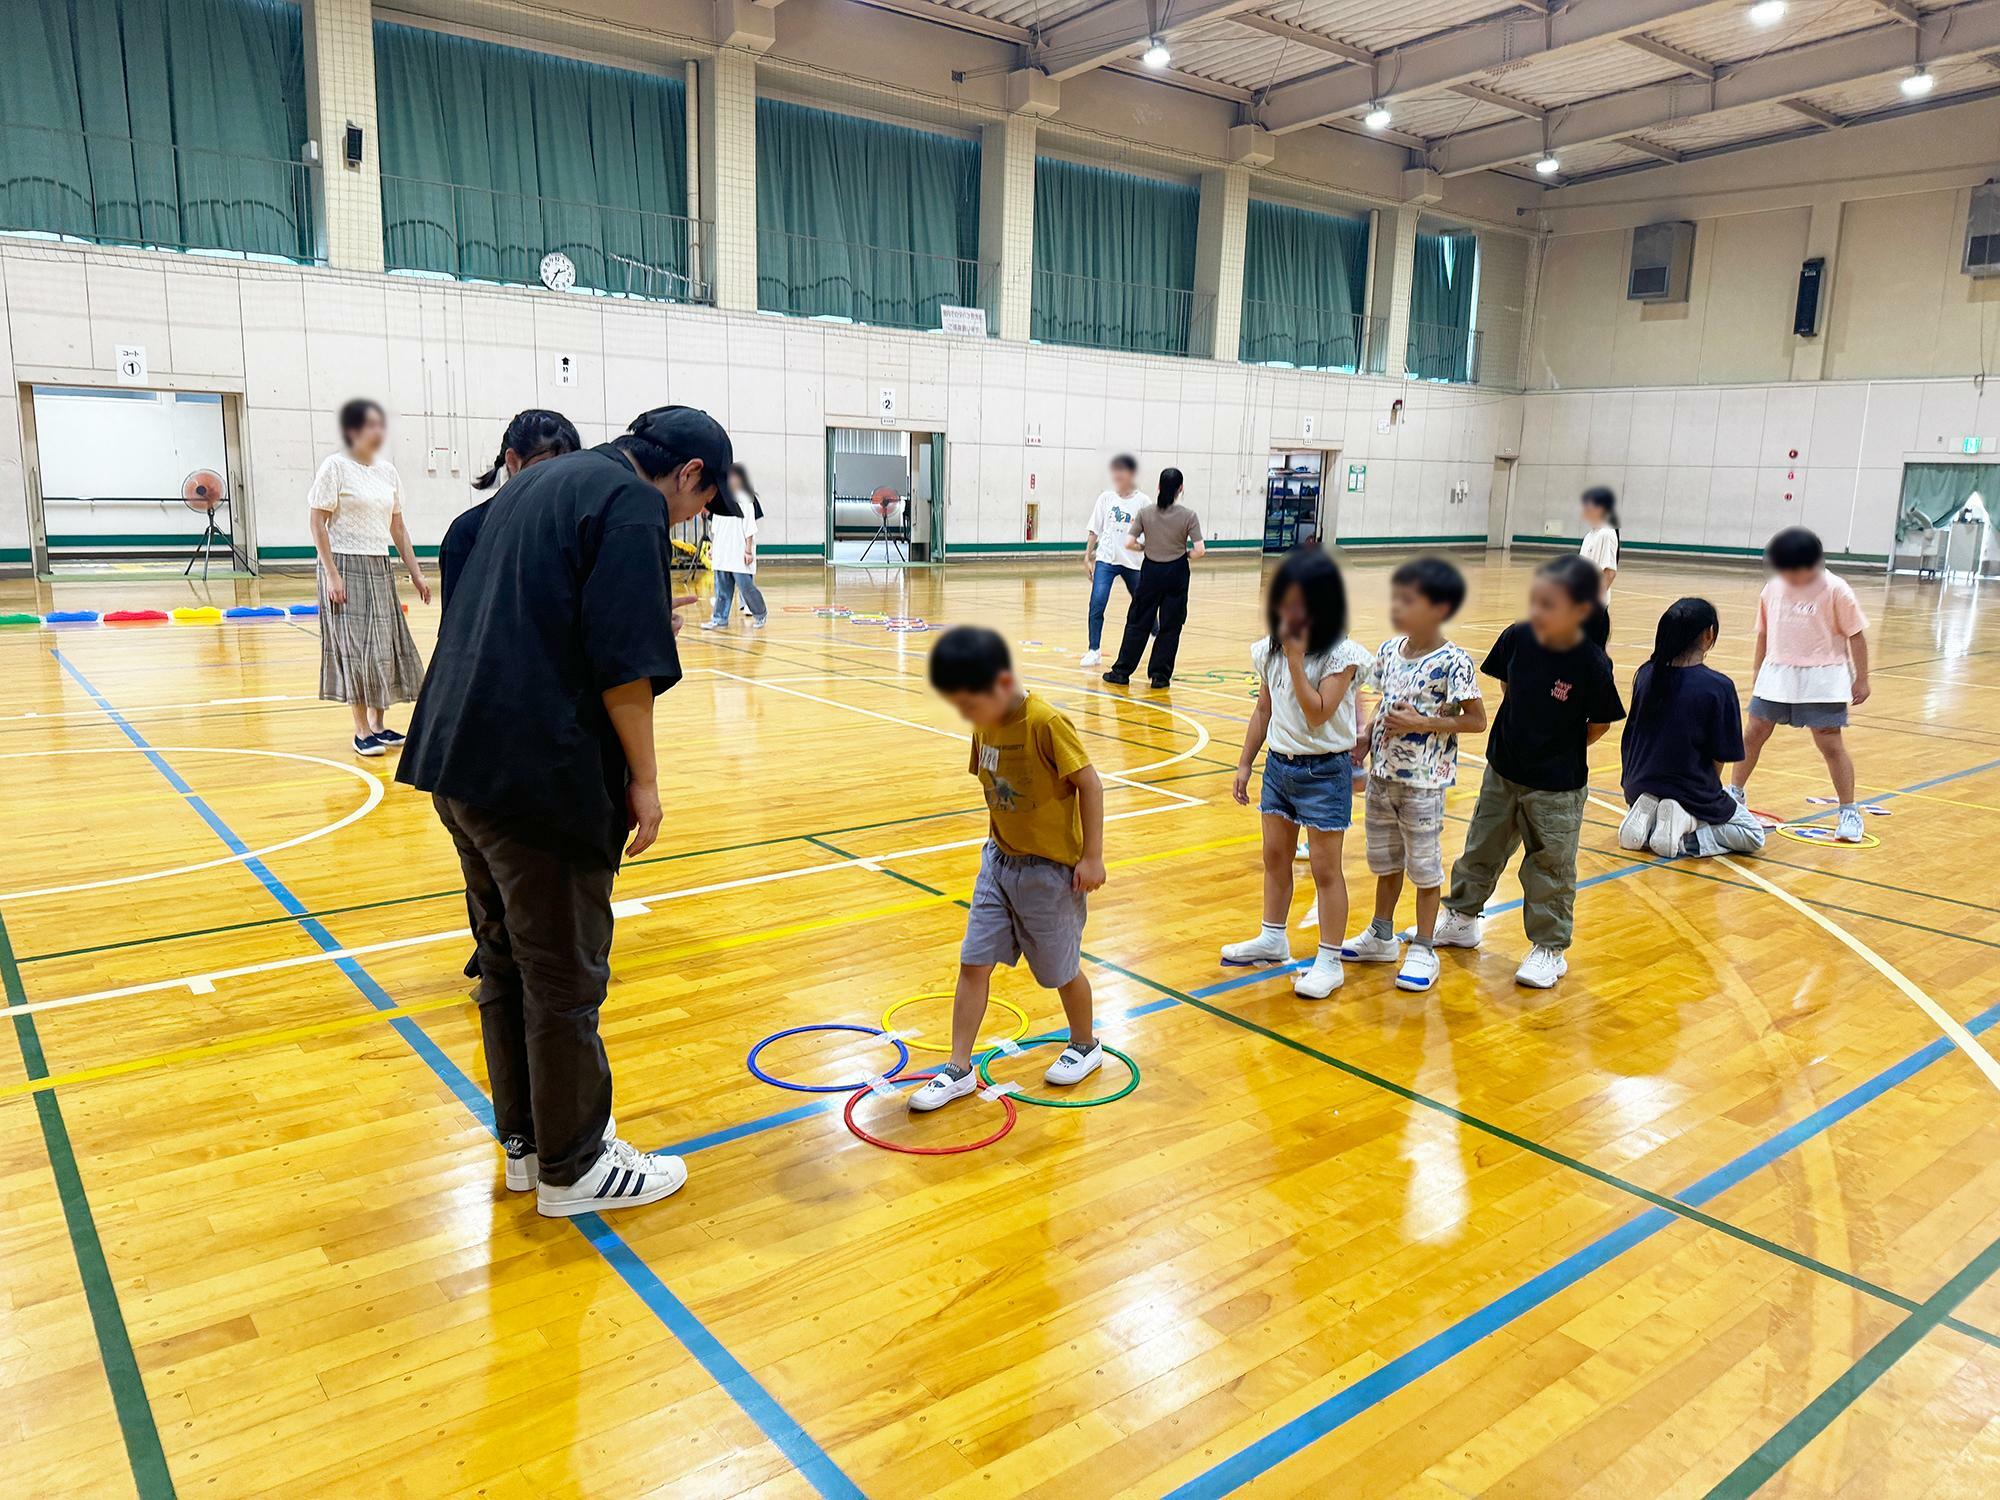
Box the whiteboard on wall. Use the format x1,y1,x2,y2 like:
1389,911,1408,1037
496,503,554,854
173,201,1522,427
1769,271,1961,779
33,386,227,509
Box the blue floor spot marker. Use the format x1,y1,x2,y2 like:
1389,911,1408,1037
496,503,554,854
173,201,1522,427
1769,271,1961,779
49,646,863,1500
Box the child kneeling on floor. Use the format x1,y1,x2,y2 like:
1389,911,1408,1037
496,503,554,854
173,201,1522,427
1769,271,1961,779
1432,555,1625,990
1618,597,1766,859
1221,548,1374,999
914,627,1108,1111
1341,556,1486,993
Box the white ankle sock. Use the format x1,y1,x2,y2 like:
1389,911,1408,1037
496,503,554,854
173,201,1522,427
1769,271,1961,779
1261,922,1286,942
1313,944,1342,966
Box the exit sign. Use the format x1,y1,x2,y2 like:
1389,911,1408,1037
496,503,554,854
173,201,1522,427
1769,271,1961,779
1963,437,1983,454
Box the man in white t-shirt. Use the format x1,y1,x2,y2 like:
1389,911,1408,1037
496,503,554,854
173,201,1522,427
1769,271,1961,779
1081,453,1145,666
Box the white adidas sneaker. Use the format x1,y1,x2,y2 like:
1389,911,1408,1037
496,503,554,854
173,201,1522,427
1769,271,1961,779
503,1135,537,1192
1618,794,1659,851
536,1137,687,1218
1043,1042,1103,1087
1221,929,1293,965
1341,928,1402,963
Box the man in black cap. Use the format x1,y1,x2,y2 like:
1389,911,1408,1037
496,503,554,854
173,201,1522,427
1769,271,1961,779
398,405,733,1217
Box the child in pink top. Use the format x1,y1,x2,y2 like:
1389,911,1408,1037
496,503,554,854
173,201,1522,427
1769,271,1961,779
1731,527,1872,841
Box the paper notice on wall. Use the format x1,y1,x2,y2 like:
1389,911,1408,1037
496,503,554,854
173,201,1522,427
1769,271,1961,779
114,345,148,385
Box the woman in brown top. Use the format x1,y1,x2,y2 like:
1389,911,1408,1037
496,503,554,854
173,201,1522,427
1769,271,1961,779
1103,467,1205,688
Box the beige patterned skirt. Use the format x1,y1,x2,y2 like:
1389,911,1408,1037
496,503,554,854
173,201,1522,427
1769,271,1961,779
318,552,425,708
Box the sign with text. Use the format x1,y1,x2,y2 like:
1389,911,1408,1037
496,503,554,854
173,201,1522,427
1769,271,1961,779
114,344,148,385
939,305,988,337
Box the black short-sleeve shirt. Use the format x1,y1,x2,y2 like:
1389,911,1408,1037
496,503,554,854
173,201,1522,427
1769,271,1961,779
436,500,488,613
1619,662,1745,824
1481,622,1626,791
398,445,681,866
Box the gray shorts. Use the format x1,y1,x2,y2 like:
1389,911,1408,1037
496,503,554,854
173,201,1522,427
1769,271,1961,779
960,843,1086,987
1748,697,1848,729
1365,778,1447,887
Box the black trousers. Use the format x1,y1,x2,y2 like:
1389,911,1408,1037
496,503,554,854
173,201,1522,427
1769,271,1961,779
434,795,615,1187
1111,556,1191,682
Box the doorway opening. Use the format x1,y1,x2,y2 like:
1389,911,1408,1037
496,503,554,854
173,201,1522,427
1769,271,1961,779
1264,449,1332,552
1487,455,1518,548
20,383,253,578
825,427,945,566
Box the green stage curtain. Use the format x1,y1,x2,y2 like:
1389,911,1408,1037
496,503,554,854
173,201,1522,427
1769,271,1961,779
374,22,688,297
1031,157,1198,355
755,99,979,328
1239,199,1368,369
1898,462,2000,538
1407,227,1479,382
1,0,309,258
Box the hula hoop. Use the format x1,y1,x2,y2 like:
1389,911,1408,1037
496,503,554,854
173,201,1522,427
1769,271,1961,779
1778,824,1880,849
843,1072,1017,1155
885,622,932,633
746,1023,911,1094
882,992,1031,1054
975,1036,1140,1109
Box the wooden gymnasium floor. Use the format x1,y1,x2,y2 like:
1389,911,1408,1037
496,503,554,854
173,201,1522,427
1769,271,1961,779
2,549,1998,1500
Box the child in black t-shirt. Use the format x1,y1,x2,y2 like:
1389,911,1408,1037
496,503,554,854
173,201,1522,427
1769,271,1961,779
1432,556,1625,990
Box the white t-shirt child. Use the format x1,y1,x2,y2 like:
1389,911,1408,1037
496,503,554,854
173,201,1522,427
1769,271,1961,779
1580,525,1619,600
1087,489,1144,570
1252,635,1376,756
709,506,759,575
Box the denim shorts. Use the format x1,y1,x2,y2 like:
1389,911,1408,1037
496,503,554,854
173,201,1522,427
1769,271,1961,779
1260,749,1354,832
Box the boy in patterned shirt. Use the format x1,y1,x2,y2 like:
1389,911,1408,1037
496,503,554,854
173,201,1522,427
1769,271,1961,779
1342,557,1486,992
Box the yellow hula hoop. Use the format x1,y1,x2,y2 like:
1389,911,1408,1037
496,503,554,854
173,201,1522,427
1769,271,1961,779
1777,824,1881,850
882,991,1032,1054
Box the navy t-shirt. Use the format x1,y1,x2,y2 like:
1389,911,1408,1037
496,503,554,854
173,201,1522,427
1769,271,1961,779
1482,622,1625,791
1619,662,1745,824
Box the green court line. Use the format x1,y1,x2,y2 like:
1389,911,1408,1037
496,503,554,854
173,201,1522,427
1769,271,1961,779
0,914,175,1498
1707,1230,2000,1498
801,826,2000,1345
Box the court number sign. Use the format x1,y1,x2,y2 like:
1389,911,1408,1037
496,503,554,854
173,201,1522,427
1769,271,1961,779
114,344,148,385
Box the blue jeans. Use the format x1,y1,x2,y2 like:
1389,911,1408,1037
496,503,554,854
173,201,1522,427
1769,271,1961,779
1087,561,1138,650
711,569,767,624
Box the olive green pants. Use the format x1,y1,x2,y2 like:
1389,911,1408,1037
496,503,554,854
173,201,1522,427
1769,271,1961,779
1444,770,1587,951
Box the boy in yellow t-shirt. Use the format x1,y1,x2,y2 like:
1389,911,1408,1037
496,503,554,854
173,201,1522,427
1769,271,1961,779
913,627,1107,1111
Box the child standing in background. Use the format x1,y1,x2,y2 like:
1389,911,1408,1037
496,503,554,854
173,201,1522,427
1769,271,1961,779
1222,550,1374,999
1578,485,1619,651
701,463,768,630
1341,557,1486,993
1432,556,1625,990
1732,527,1872,842
914,628,1108,1111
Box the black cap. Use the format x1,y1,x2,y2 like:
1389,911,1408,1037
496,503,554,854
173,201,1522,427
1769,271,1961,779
625,405,733,493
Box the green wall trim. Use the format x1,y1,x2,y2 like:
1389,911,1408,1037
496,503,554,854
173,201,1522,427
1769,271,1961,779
49,533,235,548
1511,535,1888,564
760,544,823,555
1336,534,1485,547
0,549,29,564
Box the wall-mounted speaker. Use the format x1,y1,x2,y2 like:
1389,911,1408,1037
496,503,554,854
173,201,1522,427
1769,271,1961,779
344,124,364,168
1794,256,1826,337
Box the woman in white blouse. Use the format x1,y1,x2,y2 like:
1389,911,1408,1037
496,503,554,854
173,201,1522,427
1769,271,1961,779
308,399,431,755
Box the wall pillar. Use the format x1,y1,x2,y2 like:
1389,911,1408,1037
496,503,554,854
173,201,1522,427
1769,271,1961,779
1194,166,1249,362
978,113,1039,342
1370,206,1419,379
699,44,762,312
301,0,383,273
1790,200,1843,382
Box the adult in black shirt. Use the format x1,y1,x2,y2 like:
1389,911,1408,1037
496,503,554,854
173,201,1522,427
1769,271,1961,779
398,405,732,1218
438,409,581,614
1618,597,1765,858
1436,556,1625,990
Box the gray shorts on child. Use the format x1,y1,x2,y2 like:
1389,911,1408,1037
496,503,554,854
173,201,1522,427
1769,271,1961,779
1747,696,1848,729
1365,778,1448,887
960,843,1087,987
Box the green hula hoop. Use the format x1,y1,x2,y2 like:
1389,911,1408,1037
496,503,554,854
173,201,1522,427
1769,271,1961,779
975,1034,1139,1109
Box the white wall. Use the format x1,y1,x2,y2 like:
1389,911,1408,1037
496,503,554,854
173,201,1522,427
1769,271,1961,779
0,240,1523,564
1512,375,2000,561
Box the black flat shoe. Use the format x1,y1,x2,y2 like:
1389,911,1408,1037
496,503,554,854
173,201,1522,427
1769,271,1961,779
1101,670,1131,685
1149,678,1171,689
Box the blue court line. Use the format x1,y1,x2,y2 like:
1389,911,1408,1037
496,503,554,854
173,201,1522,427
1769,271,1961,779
49,648,865,1500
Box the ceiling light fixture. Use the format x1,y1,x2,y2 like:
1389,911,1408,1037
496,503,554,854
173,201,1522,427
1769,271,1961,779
1747,1,1787,28
1900,66,1936,97
1363,103,1392,130
1534,153,1561,176
1141,36,1171,69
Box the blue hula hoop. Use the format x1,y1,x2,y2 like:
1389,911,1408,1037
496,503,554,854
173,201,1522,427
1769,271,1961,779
746,1023,912,1093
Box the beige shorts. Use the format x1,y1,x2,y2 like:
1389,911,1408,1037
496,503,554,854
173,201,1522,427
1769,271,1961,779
1365,778,1447,887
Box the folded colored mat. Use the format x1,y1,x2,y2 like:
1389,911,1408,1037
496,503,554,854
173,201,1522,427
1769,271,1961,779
104,609,170,623
288,603,319,616
171,606,223,623
44,610,99,623
223,605,286,618
0,612,40,627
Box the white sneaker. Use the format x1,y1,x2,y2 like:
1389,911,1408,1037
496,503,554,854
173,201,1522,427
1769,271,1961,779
1648,798,1696,859
1341,928,1402,963
908,1064,978,1112
1080,649,1101,667
1618,794,1659,851
1044,1042,1103,1087
1514,945,1568,989
698,618,723,631
1295,835,1310,861
1727,782,1749,807
1429,910,1482,949
503,1135,537,1192
1396,944,1442,992
1293,955,1344,999
1221,929,1293,966
748,615,767,629
1836,806,1865,842
536,1137,687,1218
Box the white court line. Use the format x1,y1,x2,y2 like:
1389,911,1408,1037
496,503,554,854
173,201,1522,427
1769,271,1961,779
0,746,383,903
0,693,308,725
2,673,1209,1022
